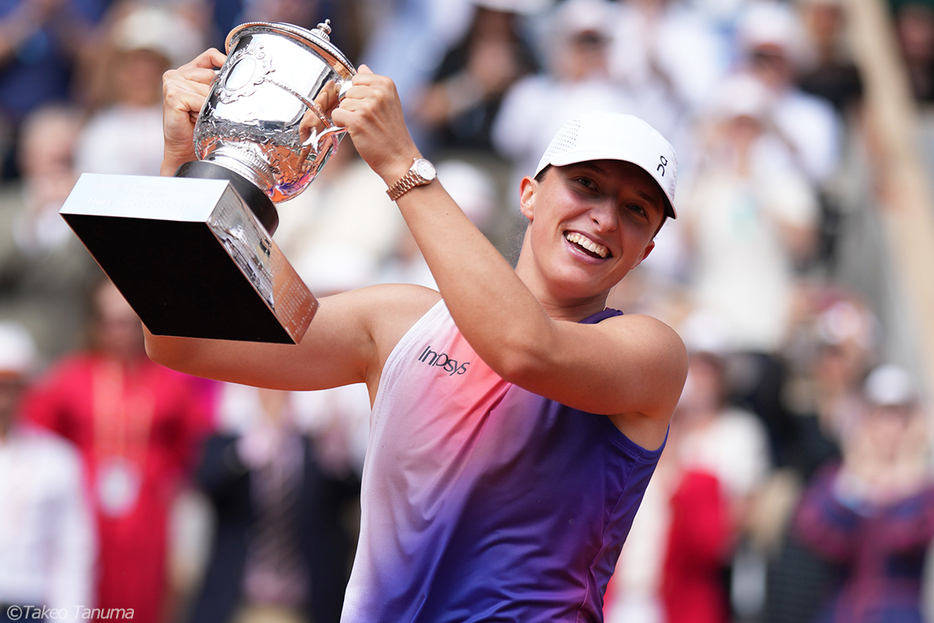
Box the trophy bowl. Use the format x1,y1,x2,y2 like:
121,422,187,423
60,20,357,344
181,19,357,233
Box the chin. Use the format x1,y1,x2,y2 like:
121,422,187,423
549,272,615,303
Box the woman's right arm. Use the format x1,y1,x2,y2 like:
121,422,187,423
145,282,440,395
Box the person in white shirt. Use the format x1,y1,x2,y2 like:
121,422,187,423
735,0,843,187
493,0,641,188
0,322,95,623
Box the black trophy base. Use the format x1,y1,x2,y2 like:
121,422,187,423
60,172,316,344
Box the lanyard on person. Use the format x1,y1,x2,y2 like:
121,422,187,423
92,358,154,517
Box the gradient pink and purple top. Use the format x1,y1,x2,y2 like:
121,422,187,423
341,301,665,623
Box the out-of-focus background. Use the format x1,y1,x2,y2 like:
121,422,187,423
1,0,934,622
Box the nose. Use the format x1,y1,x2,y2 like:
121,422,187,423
590,199,619,232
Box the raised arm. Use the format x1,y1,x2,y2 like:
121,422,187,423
333,69,686,448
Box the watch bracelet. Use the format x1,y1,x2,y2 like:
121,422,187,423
386,171,419,201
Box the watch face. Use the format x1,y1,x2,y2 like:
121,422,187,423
414,158,436,180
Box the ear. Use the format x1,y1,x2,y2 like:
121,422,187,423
519,176,536,221
633,240,655,268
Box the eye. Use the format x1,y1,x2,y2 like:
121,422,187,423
627,203,647,218
573,176,598,191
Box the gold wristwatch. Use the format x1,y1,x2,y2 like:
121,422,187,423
386,158,437,201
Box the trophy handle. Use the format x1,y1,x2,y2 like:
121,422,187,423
301,78,354,156
302,125,347,157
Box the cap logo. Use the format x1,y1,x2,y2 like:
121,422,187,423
657,155,668,177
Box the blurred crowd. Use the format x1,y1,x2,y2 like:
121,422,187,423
1,0,934,622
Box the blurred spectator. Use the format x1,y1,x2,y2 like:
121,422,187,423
0,104,101,364
608,428,733,623
609,0,730,152
215,0,320,35
678,73,822,502
0,0,106,177
735,0,843,186
75,2,205,176
23,279,212,623
892,0,934,102
672,338,774,521
278,148,500,294
792,364,934,623
212,0,320,43
681,72,821,356
0,321,95,623
358,0,475,123
762,287,880,623
668,346,774,620
782,288,879,476
413,0,543,155
291,246,377,482
686,0,745,33
796,0,864,116
183,385,357,623
659,466,732,623
791,0,860,273
492,0,640,187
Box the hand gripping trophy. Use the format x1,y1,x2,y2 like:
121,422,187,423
60,21,356,343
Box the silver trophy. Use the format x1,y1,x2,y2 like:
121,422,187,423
60,20,356,343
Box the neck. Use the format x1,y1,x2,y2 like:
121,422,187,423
514,244,612,322
536,296,610,322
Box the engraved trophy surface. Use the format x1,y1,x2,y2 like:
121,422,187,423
60,20,356,344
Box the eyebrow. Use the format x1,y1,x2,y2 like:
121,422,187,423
635,189,661,206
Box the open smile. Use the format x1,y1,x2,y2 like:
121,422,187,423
565,231,611,259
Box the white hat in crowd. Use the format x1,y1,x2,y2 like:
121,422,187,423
112,4,204,68
863,364,919,408
736,0,813,69
708,72,775,123
549,0,618,39
677,309,734,356
535,111,678,218
0,322,37,379
737,0,803,52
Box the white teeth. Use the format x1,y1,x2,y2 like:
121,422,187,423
565,232,609,258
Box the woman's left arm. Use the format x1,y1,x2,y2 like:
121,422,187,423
333,68,686,445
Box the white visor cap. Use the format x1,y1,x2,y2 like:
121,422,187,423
0,321,37,378
534,112,678,219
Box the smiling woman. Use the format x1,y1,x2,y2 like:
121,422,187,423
515,156,669,314
153,52,687,623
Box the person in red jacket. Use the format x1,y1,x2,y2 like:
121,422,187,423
24,279,212,623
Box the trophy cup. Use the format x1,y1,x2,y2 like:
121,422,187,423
60,20,356,343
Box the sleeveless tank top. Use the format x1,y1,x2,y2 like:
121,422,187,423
341,301,665,622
